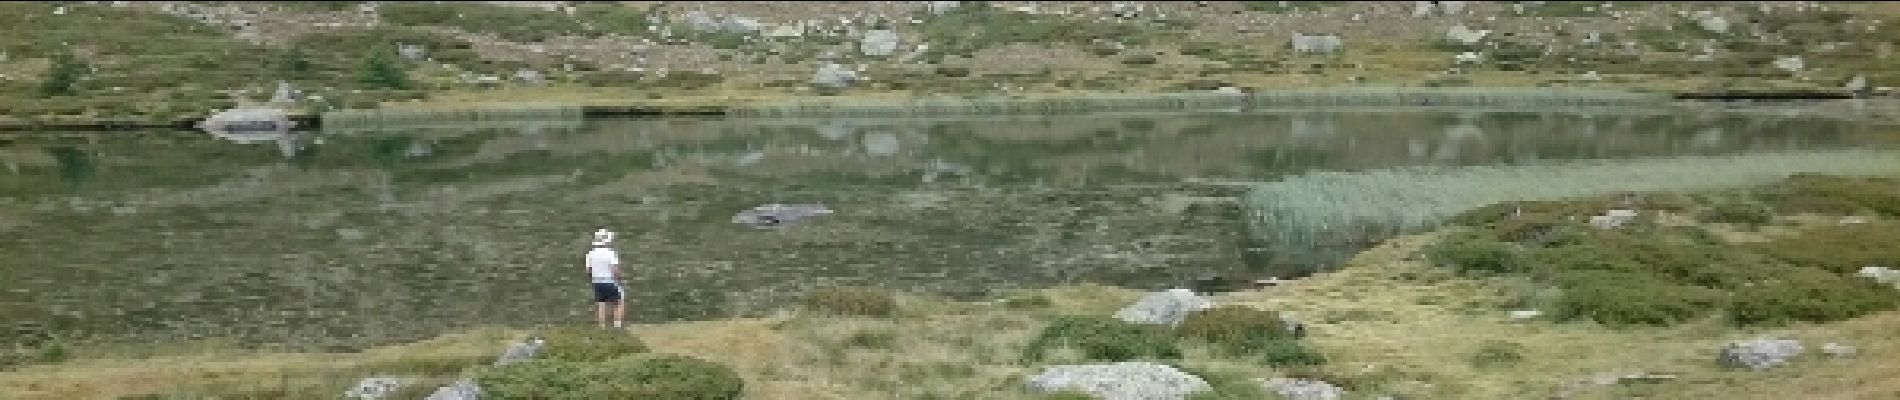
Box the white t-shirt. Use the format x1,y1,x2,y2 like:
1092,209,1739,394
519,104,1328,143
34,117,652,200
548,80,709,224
586,247,620,283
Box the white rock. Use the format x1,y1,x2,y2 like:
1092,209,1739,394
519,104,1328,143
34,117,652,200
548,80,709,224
861,29,900,57
422,378,482,400
1115,288,1213,327
1260,377,1345,400
1774,56,1804,73
344,376,414,400
1026,362,1211,400
1718,337,1804,371
1508,310,1542,322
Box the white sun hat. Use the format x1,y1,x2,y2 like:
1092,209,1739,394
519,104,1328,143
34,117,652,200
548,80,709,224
592,228,615,246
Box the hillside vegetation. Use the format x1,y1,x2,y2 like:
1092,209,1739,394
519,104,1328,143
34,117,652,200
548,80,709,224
3,1,1900,122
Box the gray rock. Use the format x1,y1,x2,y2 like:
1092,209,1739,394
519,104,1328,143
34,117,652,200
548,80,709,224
929,1,960,15
732,203,835,228
1025,362,1211,400
811,62,858,88
1114,288,1213,327
1858,266,1898,286
398,44,426,61
1290,33,1342,54
494,337,545,366
1774,56,1804,73
1718,337,1804,371
1260,377,1345,400
336,228,367,241
1822,342,1858,359
344,376,414,400
423,378,483,400
861,29,900,57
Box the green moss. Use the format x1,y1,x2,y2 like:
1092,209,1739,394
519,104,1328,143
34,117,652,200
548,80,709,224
804,287,898,317
475,355,744,399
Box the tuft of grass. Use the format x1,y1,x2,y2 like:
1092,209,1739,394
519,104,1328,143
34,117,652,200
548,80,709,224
537,326,650,363
1466,340,1525,369
474,354,744,399
804,287,899,317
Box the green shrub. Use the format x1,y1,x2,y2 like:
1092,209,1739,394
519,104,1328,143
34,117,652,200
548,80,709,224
1122,55,1159,66
1426,236,1525,275
1699,201,1774,225
1176,306,1291,354
1000,294,1054,309
475,355,744,399
843,329,897,350
1178,365,1270,400
1549,271,1724,326
1043,391,1097,400
1728,268,1900,326
1760,174,1900,216
1468,340,1524,369
804,287,898,317
1255,338,1327,366
1752,223,1900,275
538,326,650,362
1024,315,1181,362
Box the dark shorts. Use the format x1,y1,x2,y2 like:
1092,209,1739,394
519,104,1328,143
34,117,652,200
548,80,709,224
592,282,623,303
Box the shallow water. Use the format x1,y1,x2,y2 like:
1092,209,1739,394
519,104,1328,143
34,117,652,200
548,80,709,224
1,107,1895,354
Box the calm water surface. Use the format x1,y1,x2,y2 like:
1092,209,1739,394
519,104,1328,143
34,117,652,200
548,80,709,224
1,108,1894,355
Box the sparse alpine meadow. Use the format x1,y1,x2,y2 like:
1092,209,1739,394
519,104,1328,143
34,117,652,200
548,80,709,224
5,1,1900,400
4,175,1899,399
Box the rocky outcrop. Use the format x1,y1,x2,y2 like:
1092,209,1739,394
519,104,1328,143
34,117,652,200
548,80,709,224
1718,337,1804,371
1260,377,1345,400
423,378,484,400
1114,289,1213,327
1025,362,1211,400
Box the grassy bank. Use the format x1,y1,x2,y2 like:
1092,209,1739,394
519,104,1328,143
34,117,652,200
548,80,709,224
5,174,1897,399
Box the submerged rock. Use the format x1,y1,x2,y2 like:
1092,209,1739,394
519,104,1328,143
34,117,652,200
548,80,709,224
1114,288,1213,327
1025,362,1211,400
1718,337,1803,371
732,203,835,229
1260,377,1345,400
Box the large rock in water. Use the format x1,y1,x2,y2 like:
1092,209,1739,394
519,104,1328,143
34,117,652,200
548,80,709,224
1718,337,1804,371
1025,362,1211,400
1260,378,1345,400
1114,288,1213,327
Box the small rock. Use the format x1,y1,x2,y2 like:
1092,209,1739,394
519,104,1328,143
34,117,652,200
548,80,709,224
110,206,137,216
1026,362,1211,400
336,228,366,241
344,376,414,400
1114,288,1213,327
1718,337,1804,371
1260,377,1345,400
1822,343,1857,359
423,378,483,400
1508,310,1542,322
494,337,545,365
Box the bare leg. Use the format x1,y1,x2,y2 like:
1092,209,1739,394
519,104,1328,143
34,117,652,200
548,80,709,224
613,300,626,328
596,303,608,328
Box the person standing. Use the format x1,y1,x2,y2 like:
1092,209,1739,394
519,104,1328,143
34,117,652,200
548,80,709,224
586,228,626,329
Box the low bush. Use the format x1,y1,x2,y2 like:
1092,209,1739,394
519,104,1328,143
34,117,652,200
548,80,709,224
1023,315,1181,362
1255,338,1327,366
1759,174,1900,216
1752,223,1900,275
1548,271,1724,326
1728,267,1900,326
1176,306,1291,354
475,355,744,399
1425,235,1525,275
538,326,650,362
1468,340,1525,369
1699,200,1774,225
804,287,898,317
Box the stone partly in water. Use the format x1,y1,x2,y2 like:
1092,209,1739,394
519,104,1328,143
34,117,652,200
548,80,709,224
343,376,414,400
1718,337,1804,371
1114,288,1213,327
1260,377,1346,400
423,378,483,400
732,203,835,229
1025,362,1212,400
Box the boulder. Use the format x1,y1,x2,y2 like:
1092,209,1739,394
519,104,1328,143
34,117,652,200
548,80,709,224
861,29,900,57
1718,337,1803,371
1025,362,1211,400
494,337,545,366
1114,288,1213,327
344,376,413,400
1508,310,1542,322
422,378,483,400
811,62,858,88
1260,377,1345,400
1858,266,1898,286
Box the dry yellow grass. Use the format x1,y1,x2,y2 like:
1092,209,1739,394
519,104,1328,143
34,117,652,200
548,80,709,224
0,328,519,400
